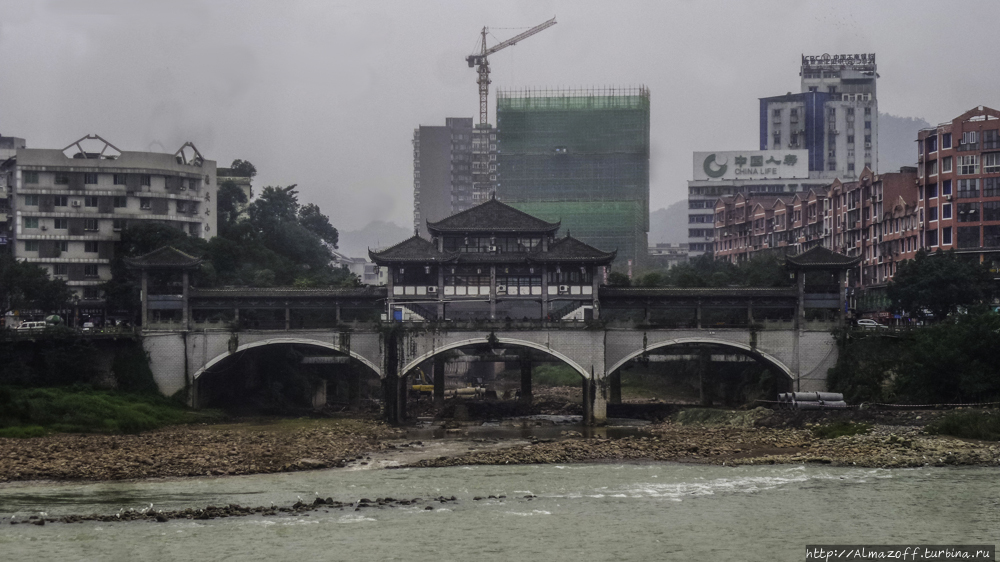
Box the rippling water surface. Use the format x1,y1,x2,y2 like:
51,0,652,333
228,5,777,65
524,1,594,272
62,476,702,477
1,463,998,561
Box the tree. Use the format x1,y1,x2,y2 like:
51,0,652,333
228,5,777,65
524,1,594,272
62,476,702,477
298,203,339,248
0,253,73,318
229,159,257,179
887,249,994,321
217,181,248,236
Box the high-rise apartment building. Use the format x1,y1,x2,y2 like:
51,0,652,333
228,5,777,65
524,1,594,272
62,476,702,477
412,118,498,238
0,136,26,245
496,87,650,267
760,53,878,179
1,135,217,305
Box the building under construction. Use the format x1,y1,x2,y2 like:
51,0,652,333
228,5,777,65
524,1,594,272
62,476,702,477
495,87,650,268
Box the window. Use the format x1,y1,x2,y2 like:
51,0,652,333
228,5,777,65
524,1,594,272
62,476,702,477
113,174,127,185
943,227,953,245
942,133,952,149
926,230,938,246
23,171,39,184
140,174,151,187
53,264,68,276
24,217,38,228
984,130,1000,150
113,219,125,231
926,160,938,176
984,201,1000,222
112,196,127,208
772,109,781,117
927,183,938,198
83,265,99,278
942,156,953,173
957,226,980,249
958,202,979,222
943,203,952,219
85,196,99,207
847,135,855,144
928,207,938,221
24,240,39,252
943,179,953,196
84,173,98,184
865,121,872,130
24,194,38,206
985,177,1000,198
962,131,978,145
958,155,979,175
176,201,187,213
54,173,70,185
959,177,978,200
53,218,68,229
848,163,855,172
846,107,855,116
84,241,99,253
865,107,872,116
140,198,151,210
984,153,1000,174
56,241,68,252
864,135,872,144
54,195,68,207
84,219,99,231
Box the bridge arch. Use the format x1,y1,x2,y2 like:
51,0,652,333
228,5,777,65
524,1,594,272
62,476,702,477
192,337,383,380
401,336,591,379
607,337,793,382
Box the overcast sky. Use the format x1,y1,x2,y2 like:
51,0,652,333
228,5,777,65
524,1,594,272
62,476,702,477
1,0,998,231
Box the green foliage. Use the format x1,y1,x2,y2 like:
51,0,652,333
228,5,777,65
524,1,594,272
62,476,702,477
217,180,248,235
827,329,908,404
607,272,631,287
812,421,871,439
112,347,159,394
0,252,73,316
298,203,339,248
925,410,1000,441
531,364,581,386
229,159,257,180
893,309,1000,403
830,310,1000,404
631,252,792,289
0,386,202,435
888,249,994,322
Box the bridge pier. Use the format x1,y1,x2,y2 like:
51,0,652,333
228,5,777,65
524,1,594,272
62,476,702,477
519,358,532,404
433,356,445,409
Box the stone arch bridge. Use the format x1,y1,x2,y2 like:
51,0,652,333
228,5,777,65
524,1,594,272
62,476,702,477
144,321,838,424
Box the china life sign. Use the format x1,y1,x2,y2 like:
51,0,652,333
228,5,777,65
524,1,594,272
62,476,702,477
693,150,809,181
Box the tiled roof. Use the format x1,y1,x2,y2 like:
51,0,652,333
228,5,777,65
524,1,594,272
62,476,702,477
124,246,203,269
600,287,797,298
369,236,445,263
190,286,385,298
785,246,860,269
426,199,560,234
541,236,616,264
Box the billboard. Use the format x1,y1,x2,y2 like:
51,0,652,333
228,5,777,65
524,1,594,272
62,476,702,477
693,150,809,181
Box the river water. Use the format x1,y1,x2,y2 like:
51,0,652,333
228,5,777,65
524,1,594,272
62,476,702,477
1,462,997,561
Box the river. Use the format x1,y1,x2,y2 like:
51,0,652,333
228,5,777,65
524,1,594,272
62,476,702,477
1,463,997,561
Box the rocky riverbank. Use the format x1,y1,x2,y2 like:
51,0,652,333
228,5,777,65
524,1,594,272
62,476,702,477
406,409,1000,469
0,418,402,482
2,409,998,484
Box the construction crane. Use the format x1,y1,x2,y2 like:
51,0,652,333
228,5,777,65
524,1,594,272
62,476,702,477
466,16,556,126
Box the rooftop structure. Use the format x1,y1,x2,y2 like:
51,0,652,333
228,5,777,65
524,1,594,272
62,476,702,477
496,87,650,268
1,135,216,320
370,198,615,321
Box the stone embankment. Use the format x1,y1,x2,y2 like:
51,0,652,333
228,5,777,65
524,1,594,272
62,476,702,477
0,418,402,482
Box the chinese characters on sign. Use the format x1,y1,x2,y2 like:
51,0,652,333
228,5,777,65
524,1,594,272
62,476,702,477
693,150,808,181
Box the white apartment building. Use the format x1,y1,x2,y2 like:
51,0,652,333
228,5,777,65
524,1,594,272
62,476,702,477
1,135,217,304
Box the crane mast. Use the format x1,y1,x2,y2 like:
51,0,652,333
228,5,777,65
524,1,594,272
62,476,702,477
466,16,556,127
464,17,556,205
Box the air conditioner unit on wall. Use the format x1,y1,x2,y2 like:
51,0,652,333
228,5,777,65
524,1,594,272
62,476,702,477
71,200,81,207
427,286,438,294
558,285,570,294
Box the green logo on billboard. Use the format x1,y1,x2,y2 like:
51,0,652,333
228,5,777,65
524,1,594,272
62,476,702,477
703,154,727,178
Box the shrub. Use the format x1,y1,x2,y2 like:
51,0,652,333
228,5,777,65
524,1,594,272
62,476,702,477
925,410,1000,441
812,421,871,439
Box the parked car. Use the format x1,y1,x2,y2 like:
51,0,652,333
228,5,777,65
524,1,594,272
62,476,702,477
15,321,47,332
856,319,887,330
81,322,95,332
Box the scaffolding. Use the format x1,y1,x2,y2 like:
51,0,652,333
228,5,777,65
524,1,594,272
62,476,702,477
496,87,650,266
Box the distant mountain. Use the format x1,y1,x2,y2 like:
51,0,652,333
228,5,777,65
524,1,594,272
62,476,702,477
337,220,412,258
879,112,931,174
649,199,689,245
